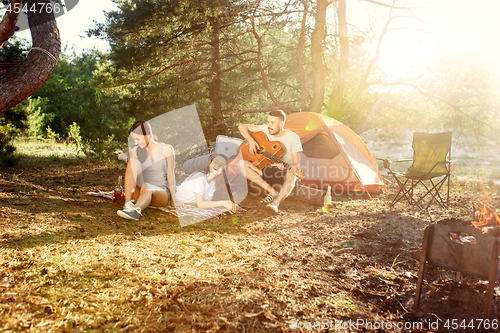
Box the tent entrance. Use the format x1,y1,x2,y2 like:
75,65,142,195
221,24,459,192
302,133,341,160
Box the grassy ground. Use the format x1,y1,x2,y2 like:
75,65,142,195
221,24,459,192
1,140,499,332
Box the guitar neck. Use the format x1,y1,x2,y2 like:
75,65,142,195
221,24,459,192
260,150,306,180
261,151,291,169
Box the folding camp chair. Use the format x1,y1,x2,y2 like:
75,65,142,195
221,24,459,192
378,132,452,210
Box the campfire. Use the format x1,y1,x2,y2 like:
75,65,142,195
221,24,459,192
415,216,500,318
470,202,500,234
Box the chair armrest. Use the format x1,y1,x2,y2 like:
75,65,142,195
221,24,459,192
391,159,413,163
421,160,452,176
376,158,412,171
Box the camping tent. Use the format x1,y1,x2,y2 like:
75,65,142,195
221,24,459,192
284,112,385,195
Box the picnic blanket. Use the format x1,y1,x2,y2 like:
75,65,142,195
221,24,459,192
84,190,246,227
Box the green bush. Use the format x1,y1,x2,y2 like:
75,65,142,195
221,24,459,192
0,109,27,167
22,97,49,140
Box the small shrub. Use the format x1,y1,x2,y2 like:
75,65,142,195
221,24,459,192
67,122,84,155
0,108,26,167
45,125,60,142
23,97,49,140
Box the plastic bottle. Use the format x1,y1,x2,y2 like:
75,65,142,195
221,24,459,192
113,176,124,202
323,185,332,212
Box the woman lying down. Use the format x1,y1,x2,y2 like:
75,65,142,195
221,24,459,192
175,154,239,211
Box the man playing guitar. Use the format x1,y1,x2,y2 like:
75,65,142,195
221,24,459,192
237,110,303,213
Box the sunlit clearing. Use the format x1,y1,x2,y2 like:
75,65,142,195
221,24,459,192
377,0,500,83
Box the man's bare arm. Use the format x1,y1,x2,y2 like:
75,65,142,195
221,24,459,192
291,151,301,168
238,124,260,155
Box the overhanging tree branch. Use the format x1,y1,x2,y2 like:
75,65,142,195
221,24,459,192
0,0,61,114
360,0,411,10
213,107,283,127
0,0,21,48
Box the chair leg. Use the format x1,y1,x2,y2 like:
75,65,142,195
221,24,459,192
422,178,447,209
412,176,448,210
393,178,424,209
390,176,412,206
431,177,448,206
446,173,450,208
405,180,424,209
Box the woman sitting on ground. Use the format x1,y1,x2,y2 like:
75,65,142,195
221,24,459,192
117,120,177,220
175,154,238,211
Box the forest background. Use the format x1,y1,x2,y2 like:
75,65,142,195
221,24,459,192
1,0,499,172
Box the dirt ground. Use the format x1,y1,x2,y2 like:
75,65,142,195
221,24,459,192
1,156,499,332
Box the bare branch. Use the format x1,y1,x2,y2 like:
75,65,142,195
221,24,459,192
213,107,283,127
250,17,296,113
0,0,22,48
367,81,496,131
360,0,412,10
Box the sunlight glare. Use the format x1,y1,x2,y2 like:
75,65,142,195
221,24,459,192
356,0,500,84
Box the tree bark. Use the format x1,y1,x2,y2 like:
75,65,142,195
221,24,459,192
0,0,22,48
251,18,296,114
328,0,349,118
308,0,327,113
297,0,309,111
337,12,391,118
209,17,229,137
0,0,61,114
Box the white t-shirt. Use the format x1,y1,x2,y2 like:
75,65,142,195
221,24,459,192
257,125,302,165
175,172,216,205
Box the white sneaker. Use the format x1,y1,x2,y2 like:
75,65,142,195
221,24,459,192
123,200,135,211
266,202,279,213
117,200,142,220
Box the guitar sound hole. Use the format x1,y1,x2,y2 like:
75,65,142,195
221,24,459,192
272,144,278,149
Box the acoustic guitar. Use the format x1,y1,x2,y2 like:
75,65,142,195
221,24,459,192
239,131,306,180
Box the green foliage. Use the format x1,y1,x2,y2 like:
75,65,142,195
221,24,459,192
67,122,83,154
20,97,49,140
30,48,130,159
0,36,30,63
0,109,27,167
45,125,60,142
90,0,301,141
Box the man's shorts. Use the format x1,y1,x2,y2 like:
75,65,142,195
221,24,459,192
262,165,286,186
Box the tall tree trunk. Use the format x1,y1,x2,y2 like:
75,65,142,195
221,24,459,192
297,0,309,111
309,0,327,113
251,18,295,114
209,17,229,137
0,0,22,48
328,0,349,118
0,0,61,114
337,11,393,117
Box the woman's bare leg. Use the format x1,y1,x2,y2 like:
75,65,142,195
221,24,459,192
134,184,171,210
124,159,142,202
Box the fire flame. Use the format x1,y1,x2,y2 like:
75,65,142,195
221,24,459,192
470,202,500,233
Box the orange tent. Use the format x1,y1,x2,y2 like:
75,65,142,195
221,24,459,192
284,112,385,195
